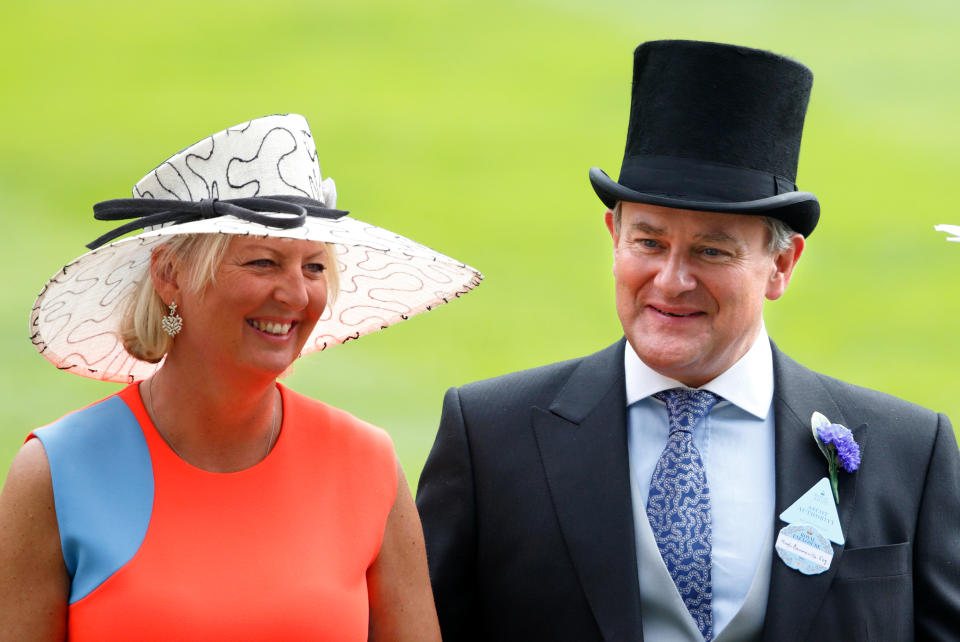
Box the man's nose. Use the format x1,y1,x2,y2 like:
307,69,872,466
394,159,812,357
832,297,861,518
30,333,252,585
653,252,697,296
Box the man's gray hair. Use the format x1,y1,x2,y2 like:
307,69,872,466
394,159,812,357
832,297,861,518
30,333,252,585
763,216,796,253
610,201,797,253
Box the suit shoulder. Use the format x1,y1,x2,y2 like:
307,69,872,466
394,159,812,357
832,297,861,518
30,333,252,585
813,369,940,424
458,355,585,403
453,340,624,411
778,349,945,434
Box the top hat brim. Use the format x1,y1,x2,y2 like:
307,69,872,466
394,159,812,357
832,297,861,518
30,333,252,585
590,167,820,238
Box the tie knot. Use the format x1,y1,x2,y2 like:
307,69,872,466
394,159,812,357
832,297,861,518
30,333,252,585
654,388,720,433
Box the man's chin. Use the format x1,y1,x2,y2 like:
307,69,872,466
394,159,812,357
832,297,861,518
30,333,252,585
627,337,714,383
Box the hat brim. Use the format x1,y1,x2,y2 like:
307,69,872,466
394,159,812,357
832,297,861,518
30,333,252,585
589,167,819,237
30,214,482,383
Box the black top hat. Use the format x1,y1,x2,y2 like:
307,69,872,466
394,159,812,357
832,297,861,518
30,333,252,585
590,40,819,236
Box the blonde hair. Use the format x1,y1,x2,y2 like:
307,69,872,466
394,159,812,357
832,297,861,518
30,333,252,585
121,234,339,362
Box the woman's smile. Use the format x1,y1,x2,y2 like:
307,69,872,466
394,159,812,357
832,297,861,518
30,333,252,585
247,318,298,337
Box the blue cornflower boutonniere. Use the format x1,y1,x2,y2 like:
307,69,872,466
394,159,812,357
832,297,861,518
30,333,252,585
811,412,861,504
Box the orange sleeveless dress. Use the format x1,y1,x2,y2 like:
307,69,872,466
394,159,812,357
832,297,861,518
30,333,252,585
31,383,398,641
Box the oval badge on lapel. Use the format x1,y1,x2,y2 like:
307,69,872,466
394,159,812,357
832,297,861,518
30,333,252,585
775,523,833,575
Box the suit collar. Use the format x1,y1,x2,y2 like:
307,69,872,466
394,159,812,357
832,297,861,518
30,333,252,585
535,338,644,641
548,339,628,423
762,344,867,642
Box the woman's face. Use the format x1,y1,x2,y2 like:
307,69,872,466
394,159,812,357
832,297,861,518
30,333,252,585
170,237,330,379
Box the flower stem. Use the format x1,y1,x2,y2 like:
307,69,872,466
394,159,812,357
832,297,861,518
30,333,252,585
828,457,839,504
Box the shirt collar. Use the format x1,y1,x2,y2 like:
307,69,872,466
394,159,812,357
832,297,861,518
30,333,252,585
623,323,774,419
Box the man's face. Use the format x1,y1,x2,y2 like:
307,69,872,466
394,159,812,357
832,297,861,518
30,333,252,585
606,202,803,387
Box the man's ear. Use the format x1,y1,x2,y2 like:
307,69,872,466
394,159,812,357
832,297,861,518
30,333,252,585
604,209,619,247
150,245,181,305
766,233,805,301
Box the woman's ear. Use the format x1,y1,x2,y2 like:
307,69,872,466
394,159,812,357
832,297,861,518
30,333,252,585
150,245,181,305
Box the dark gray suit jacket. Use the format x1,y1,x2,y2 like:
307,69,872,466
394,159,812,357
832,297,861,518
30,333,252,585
416,339,960,641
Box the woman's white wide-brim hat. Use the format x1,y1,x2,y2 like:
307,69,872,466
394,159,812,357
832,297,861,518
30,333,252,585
30,114,482,383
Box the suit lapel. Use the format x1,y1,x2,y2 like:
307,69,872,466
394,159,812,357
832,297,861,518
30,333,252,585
762,345,867,642
531,339,644,642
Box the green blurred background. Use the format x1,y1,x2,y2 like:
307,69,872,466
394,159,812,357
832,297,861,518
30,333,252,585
2,0,958,487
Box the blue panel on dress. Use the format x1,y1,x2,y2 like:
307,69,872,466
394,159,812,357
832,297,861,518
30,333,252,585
33,395,154,603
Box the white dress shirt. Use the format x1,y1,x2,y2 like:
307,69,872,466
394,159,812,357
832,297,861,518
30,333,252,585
625,325,776,639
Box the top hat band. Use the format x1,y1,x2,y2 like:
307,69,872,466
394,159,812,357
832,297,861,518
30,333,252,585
618,155,798,203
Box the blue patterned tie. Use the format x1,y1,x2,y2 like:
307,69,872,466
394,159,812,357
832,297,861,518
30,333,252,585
647,388,720,640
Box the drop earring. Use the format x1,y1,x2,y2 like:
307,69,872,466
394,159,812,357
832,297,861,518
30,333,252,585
161,301,183,337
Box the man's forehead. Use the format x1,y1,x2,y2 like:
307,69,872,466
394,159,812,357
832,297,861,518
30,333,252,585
621,203,762,242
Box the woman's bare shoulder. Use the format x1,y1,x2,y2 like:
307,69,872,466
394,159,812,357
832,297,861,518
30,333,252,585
2,438,55,511
0,438,69,639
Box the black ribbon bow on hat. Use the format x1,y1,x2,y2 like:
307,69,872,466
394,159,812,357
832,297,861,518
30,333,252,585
86,195,349,249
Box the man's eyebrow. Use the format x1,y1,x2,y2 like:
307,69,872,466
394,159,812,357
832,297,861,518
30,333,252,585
628,221,667,235
695,231,741,245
